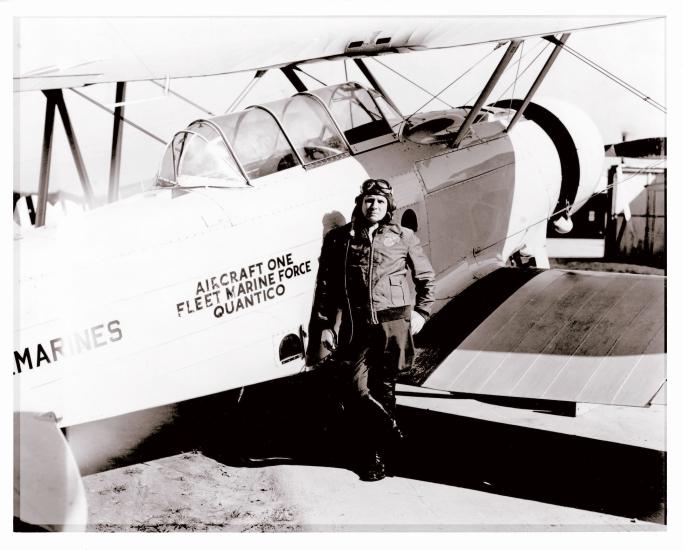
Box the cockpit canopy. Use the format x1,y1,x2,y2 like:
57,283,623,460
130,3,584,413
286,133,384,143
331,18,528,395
156,82,401,188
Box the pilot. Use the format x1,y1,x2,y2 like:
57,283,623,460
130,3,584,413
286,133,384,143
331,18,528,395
312,178,435,481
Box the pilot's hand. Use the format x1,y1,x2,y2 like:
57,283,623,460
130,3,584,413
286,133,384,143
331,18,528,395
410,310,426,335
321,329,337,352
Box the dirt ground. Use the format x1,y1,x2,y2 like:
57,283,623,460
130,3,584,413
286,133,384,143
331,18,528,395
84,453,302,532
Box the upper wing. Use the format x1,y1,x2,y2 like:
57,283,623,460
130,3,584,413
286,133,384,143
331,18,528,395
15,16,656,92
415,268,665,407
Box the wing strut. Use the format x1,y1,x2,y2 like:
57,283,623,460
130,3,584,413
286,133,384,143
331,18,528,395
36,90,95,226
450,40,522,148
353,58,403,115
52,91,95,209
69,89,166,145
108,82,126,203
225,69,267,114
505,33,570,133
281,65,308,93
35,93,56,227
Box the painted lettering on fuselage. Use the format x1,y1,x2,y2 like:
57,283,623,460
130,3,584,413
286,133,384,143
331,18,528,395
176,252,312,320
13,320,123,376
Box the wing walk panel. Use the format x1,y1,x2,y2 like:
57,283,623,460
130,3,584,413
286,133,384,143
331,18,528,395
613,327,665,405
511,275,641,399
434,270,564,386
586,285,662,403
423,269,665,407
550,281,665,402
540,277,650,400
476,274,614,395
447,280,567,390
454,269,564,351
447,276,580,392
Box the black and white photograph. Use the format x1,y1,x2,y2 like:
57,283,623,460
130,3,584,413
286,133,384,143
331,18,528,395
7,0,674,542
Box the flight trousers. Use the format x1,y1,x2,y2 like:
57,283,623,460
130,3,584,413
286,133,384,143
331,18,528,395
338,316,413,465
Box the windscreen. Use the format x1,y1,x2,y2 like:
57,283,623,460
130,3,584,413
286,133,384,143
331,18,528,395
269,94,347,164
311,83,393,145
212,109,301,179
157,123,246,188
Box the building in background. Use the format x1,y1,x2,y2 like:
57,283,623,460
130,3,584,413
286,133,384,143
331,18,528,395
547,137,665,268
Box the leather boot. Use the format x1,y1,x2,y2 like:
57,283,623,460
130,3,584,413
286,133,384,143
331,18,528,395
388,417,404,443
359,451,386,482
365,396,404,444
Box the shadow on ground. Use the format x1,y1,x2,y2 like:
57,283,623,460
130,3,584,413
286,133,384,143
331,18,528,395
104,367,665,525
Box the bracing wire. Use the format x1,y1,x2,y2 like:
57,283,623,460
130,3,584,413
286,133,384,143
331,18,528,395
150,80,215,116
463,38,546,108
507,41,524,123
69,88,166,145
558,43,665,113
473,159,666,256
295,67,327,87
390,46,500,130
494,39,551,104
371,58,454,109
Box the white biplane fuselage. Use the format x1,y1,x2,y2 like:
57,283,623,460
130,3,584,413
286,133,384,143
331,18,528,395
14,81,604,429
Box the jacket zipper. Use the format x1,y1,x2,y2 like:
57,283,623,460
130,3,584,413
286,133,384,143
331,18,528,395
343,239,354,343
368,233,378,324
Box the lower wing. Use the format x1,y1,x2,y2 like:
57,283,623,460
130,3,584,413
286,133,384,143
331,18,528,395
412,267,665,407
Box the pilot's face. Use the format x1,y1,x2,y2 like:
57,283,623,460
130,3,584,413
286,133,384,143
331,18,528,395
361,194,388,224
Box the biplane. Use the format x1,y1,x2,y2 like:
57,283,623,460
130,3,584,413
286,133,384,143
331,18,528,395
13,16,665,530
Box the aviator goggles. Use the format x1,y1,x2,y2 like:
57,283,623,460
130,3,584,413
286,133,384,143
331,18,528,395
361,178,393,196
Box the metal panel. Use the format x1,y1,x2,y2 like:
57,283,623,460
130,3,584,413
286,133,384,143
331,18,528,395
423,269,665,407
416,129,513,193
418,132,515,275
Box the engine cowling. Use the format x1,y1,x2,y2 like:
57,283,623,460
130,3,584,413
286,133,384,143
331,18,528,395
490,97,605,266
492,97,605,219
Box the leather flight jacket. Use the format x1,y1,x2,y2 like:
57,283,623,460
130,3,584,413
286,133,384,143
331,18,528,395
312,220,436,344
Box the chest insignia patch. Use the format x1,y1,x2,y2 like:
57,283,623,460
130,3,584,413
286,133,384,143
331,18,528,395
383,235,399,247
